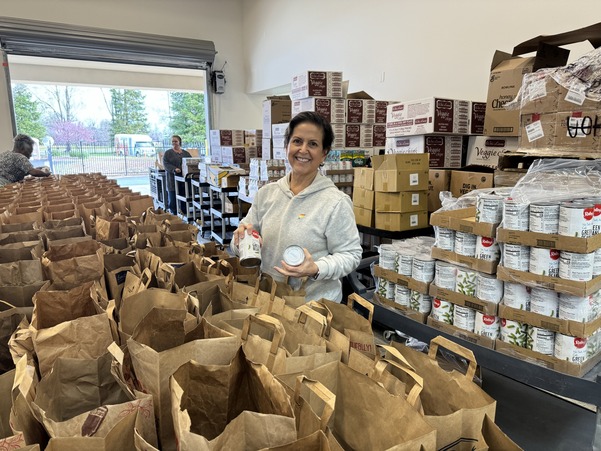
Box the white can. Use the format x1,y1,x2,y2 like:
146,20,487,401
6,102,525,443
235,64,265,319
529,247,560,277
559,250,595,282
454,232,477,257
396,250,416,276
593,248,601,277
474,312,500,339
411,254,435,283
475,236,500,261
559,293,595,322
503,199,529,231
502,243,530,271
476,193,504,224
394,284,411,307
500,318,527,347
476,273,504,304
379,243,397,270
558,201,594,238
456,268,477,296
453,305,476,332
526,326,555,355
434,261,457,291
436,227,455,251
431,298,454,324
409,290,432,313
503,282,531,310
529,202,560,234
588,197,601,235
529,287,559,317
377,279,395,300
554,334,588,363
232,229,262,267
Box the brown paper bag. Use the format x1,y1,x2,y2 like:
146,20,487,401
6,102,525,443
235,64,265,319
79,200,110,235
0,369,27,448
163,220,198,243
95,214,130,241
41,240,105,290
0,241,43,263
300,302,351,363
3,211,44,224
0,221,36,233
481,414,523,450
129,196,155,217
174,261,229,297
0,230,42,246
170,347,295,449
140,207,180,225
40,217,84,230
104,253,137,309
389,336,497,451
240,314,289,374
0,301,32,373
262,430,335,451
0,259,44,287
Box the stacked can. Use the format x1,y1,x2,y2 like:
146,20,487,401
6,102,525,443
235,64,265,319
500,318,528,347
476,193,504,224
377,243,396,299
474,313,501,339
410,290,432,314
431,297,454,324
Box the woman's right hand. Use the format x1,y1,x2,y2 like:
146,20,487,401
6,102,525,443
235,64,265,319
233,223,254,246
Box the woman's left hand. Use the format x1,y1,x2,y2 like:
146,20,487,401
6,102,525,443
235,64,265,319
274,248,319,279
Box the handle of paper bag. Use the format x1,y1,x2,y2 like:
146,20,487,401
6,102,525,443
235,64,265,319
163,233,176,247
161,219,172,232
377,344,416,372
294,375,335,432
373,358,423,408
295,304,328,337
0,300,16,311
253,276,276,301
428,336,477,380
241,314,285,371
346,293,374,324
304,301,333,336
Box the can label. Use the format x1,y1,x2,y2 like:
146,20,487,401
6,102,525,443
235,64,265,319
475,236,500,261
500,318,527,347
594,248,601,277
436,227,455,251
476,194,504,224
236,230,262,267
474,312,500,339
476,273,504,304
409,290,432,313
559,293,595,322
453,305,476,332
435,261,457,290
529,287,559,317
592,200,601,235
377,279,395,299
379,244,396,270
502,244,530,271
527,326,555,355
503,199,529,231
411,256,435,283
454,232,477,257
528,247,560,277
431,298,454,324
394,284,411,306
559,250,595,282
456,268,477,296
554,334,588,363
503,282,531,310
529,203,560,234
558,203,594,238
396,252,414,276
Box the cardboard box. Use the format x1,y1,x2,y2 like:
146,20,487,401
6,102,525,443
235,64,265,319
353,167,374,191
261,138,272,160
372,154,430,192
385,135,463,168
450,167,494,198
353,205,374,227
209,129,245,147
221,147,248,165
272,147,286,159
430,206,498,237
209,146,222,164
292,97,346,123
496,265,601,297
518,73,561,115
374,265,429,295
431,247,498,275
352,187,375,210
494,339,601,377
429,284,499,316
375,101,393,124
331,124,345,148
554,111,600,150
291,71,343,100
372,124,387,147
496,227,601,253
427,316,496,349
375,210,428,232
181,158,202,178
386,97,470,137
493,169,525,188
519,112,558,150
498,303,601,338
466,136,519,168
346,96,376,124
244,129,263,147
373,293,428,323
470,101,487,135
345,124,373,148
263,97,291,138
375,191,428,213
483,46,569,137
428,169,451,212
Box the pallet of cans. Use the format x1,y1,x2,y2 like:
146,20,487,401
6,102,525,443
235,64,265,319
374,237,436,323
427,307,498,349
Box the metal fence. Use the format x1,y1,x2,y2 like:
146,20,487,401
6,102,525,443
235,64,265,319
40,140,206,176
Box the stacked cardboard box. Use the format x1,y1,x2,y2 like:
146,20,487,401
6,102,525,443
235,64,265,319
262,95,292,160
208,129,244,164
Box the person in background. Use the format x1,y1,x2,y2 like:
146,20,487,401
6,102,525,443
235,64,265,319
162,135,191,214
234,111,362,302
0,134,50,187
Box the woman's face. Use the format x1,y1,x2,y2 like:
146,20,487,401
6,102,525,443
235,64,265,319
286,122,327,178
21,144,33,159
171,138,181,150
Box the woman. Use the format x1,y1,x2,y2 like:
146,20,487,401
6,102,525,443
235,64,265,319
162,135,191,214
235,111,362,302
0,134,50,186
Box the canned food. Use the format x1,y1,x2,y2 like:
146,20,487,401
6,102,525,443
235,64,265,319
526,326,555,355
436,227,455,251
456,268,477,296
377,279,395,300
502,243,530,271
231,229,262,267
411,254,435,283
475,236,500,261
554,334,588,363
559,250,595,282
474,312,500,339
395,250,416,276
454,231,477,257
409,290,432,313
379,243,396,270
503,282,531,310
431,298,454,324
283,245,305,266
500,318,527,347
559,293,595,322
594,249,601,277
394,284,411,306
503,199,529,231
584,197,601,235
558,201,594,238
476,193,504,224
434,261,457,291
529,247,560,277
453,305,476,332
476,273,504,304
529,202,560,234
529,287,559,317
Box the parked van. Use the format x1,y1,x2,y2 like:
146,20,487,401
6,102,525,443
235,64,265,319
114,134,155,157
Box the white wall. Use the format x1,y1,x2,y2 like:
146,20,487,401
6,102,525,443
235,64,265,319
242,0,599,102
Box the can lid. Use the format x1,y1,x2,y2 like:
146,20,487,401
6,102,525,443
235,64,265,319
283,245,305,266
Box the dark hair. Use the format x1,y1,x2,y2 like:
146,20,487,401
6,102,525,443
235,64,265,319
171,135,182,145
13,134,34,154
284,111,334,153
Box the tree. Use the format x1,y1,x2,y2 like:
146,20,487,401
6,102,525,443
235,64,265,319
12,84,46,139
49,120,94,146
110,89,149,137
169,92,206,144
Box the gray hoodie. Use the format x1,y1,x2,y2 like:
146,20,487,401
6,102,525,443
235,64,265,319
241,173,362,302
